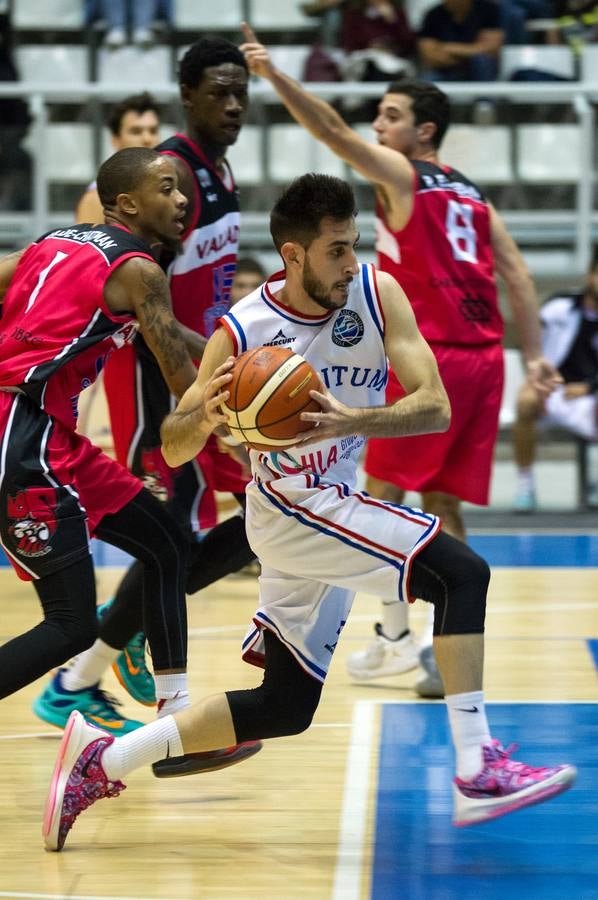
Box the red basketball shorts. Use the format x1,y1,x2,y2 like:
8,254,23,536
103,343,248,535
0,392,142,580
364,343,503,505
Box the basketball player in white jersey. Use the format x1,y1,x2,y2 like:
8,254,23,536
239,24,561,699
43,174,575,851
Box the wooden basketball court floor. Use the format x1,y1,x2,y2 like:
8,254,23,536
0,531,596,900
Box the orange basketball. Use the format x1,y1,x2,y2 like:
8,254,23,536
222,346,321,451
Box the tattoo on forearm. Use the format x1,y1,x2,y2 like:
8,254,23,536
138,267,189,375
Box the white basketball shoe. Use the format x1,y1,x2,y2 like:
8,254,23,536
347,624,420,680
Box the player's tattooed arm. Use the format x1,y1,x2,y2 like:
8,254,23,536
106,257,197,398
0,248,26,303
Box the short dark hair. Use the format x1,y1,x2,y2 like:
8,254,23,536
385,79,451,148
178,37,247,88
97,146,160,207
235,256,266,278
270,173,357,253
106,92,161,137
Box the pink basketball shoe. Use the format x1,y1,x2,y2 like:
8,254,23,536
43,710,126,851
453,739,576,827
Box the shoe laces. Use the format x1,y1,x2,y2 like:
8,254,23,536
88,687,125,720
126,632,149,670
488,741,548,777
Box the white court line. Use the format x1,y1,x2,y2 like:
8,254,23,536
0,894,177,900
330,696,597,900
0,732,57,741
332,700,376,900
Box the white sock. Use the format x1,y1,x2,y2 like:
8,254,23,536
154,673,190,716
60,639,119,691
101,715,184,781
380,600,409,640
517,468,534,492
445,690,492,780
420,603,434,649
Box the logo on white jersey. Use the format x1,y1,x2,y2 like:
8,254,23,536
264,329,295,347
332,310,364,347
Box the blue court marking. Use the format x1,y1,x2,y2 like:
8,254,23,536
588,640,598,673
2,533,598,571
468,533,598,567
372,703,598,900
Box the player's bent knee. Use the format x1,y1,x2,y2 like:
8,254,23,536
227,682,320,741
47,616,97,658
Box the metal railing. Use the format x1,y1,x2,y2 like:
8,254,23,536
0,80,596,274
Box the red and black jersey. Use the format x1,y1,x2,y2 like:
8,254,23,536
376,159,503,346
157,133,240,342
0,223,153,427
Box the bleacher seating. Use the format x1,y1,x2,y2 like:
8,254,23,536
580,44,598,82
16,45,90,84
499,45,575,81
172,0,243,29
249,0,315,30
516,125,582,184
441,126,514,185
268,125,345,182
35,124,95,185
97,46,172,85
267,46,311,82
227,125,263,185
13,0,84,30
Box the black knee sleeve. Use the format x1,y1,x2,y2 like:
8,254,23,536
409,531,489,635
226,631,323,742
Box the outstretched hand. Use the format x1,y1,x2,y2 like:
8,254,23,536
240,22,275,79
296,387,358,445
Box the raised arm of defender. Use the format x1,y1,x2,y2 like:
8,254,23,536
240,22,413,226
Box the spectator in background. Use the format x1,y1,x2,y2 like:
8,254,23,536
302,0,415,81
0,11,32,212
230,256,266,305
500,1,556,45
75,92,161,224
85,0,173,49
548,1,598,51
513,251,598,512
418,0,503,81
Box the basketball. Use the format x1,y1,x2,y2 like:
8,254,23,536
222,347,322,451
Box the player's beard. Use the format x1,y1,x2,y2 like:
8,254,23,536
302,257,349,311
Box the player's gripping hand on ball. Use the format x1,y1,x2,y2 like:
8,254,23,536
161,356,235,467
297,387,359,446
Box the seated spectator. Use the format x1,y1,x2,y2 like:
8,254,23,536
501,1,556,45
548,1,598,50
230,257,266,305
418,0,503,81
75,91,161,223
302,0,415,80
85,0,173,49
513,250,598,512
0,11,32,212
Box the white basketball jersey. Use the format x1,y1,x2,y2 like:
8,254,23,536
220,263,388,487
